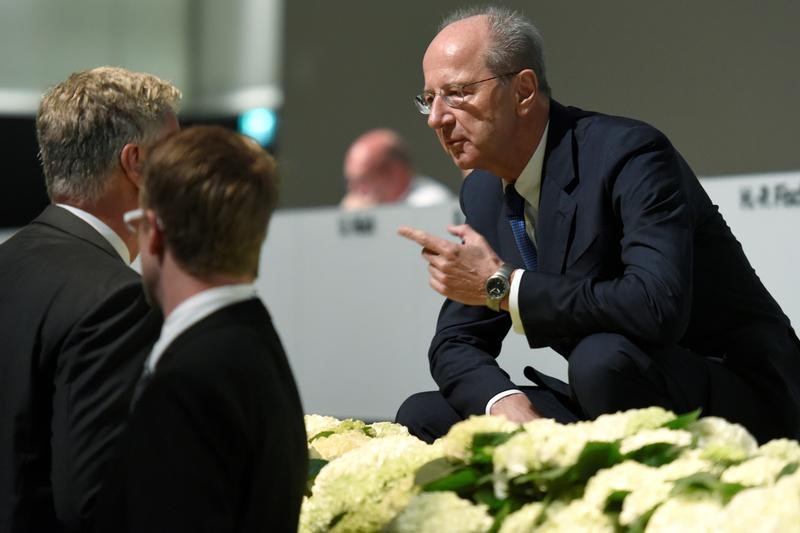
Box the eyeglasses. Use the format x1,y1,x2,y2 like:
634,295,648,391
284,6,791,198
123,208,144,233
413,71,520,115
123,208,164,233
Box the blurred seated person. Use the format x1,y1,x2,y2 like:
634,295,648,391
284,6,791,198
341,128,454,209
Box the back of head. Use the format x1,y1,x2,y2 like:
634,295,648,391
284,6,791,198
37,66,182,203
141,125,279,279
440,6,551,97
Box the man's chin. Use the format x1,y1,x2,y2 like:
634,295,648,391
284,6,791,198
450,152,476,171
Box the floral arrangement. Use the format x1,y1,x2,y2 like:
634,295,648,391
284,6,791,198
300,409,800,532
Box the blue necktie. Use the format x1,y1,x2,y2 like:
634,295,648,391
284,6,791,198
504,185,538,270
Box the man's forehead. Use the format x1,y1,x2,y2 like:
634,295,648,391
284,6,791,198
423,19,488,82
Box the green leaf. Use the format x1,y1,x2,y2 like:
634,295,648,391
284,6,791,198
414,457,462,487
778,462,798,479
422,466,482,492
663,408,701,430
362,426,377,438
471,432,515,464
627,506,657,533
603,489,630,514
625,443,683,467
472,431,515,449
670,472,718,495
308,430,336,443
474,486,505,511
670,472,746,504
566,441,623,487
306,458,328,496
308,457,328,479
487,500,516,533
508,442,622,500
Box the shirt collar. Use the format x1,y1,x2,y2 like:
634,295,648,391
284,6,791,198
56,203,131,264
509,121,549,199
145,283,258,372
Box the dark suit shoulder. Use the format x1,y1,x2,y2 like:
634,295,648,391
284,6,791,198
560,102,671,156
153,300,295,404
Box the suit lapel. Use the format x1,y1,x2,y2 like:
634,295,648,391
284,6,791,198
537,101,578,274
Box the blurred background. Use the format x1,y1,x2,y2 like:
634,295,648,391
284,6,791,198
2,0,799,224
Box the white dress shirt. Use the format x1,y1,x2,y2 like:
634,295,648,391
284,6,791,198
485,123,549,414
402,175,455,207
144,283,258,374
56,203,131,264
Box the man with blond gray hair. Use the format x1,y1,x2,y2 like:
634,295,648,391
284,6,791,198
93,126,307,533
0,66,180,532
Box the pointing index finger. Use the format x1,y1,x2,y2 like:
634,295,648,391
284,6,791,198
398,226,446,253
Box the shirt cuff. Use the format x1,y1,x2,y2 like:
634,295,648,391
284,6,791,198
485,389,525,415
509,269,526,335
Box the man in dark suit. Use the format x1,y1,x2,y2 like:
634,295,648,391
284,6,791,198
93,126,307,533
396,6,800,444
0,67,180,532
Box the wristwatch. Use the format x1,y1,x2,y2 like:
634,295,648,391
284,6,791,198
485,263,514,311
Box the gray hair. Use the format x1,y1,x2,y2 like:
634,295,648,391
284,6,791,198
440,6,551,97
36,66,182,202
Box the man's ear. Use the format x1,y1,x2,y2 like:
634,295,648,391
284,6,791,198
120,143,143,188
144,209,164,259
515,69,539,116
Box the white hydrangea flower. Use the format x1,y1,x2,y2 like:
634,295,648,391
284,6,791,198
536,499,615,533
437,415,519,461
304,414,342,440
492,421,590,498
520,419,594,467
583,461,658,508
757,438,800,463
718,471,800,532
690,417,758,463
309,430,373,461
721,455,791,487
328,476,416,533
383,491,493,533
582,461,668,526
587,407,677,442
497,502,545,533
299,435,443,533
645,495,724,532
658,453,719,480
370,421,411,439
619,428,692,456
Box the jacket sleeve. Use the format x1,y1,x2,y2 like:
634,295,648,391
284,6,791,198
519,128,694,348
50,281,161,531
428,170,521,417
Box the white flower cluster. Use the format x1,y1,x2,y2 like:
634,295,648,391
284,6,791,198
300,409,800,532
304,414,410,461
384,492,493,533
300,416,440,532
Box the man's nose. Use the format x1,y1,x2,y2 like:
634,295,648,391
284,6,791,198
426,95,451,130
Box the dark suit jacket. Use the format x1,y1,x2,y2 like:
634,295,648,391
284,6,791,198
93,298,308,533
0,205,160,533
430,101,800,437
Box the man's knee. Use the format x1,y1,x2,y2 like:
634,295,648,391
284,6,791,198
567,333,663,417
568,333,642,386
395,392,430,429
395,391,459,444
